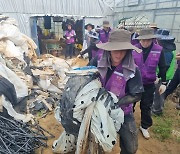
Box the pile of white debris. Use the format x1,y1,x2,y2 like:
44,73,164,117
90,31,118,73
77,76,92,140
0,15,77,122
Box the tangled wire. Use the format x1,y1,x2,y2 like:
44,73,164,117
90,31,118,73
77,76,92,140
0,115,54,154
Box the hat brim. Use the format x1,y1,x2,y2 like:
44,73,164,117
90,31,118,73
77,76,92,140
136,34,157,40
67,23,73,26
96,42,141,53
85,24,95,29
156,34,175,40
103,24,110,28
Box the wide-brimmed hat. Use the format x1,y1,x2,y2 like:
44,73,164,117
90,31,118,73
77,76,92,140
156,29,175,40
66,22,73,26
85,23,94,29
96,29,141,53
87,32,99,39
149,23,158,29
136,28,157,40
103,21,110,27
128,27,136,34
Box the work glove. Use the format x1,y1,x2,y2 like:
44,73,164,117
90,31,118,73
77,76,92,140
154,77,160,84
159,84,166,95
77,54,82,58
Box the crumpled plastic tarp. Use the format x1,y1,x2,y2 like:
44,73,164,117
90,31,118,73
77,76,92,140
0,16,37,62
0,95,34,123
0,61,28,98
0,19,26,46
53,72,124,153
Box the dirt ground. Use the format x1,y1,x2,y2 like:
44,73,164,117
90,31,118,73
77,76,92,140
36,102,179,154
36,58,179,154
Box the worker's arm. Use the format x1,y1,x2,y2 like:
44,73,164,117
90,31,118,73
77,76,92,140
80,45,93,56
158,50,167,82
87,55,98,66
117,93,142,106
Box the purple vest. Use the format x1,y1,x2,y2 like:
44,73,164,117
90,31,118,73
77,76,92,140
65,30,75,44
131,39,139,45
99,29,111,43
92,49,104,60
153,39,158,44
133,43,162,85
99,64,133,115
131,33,139,45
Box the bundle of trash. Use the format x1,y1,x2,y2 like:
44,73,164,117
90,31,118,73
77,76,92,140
0,15,76,120
53,68,124,153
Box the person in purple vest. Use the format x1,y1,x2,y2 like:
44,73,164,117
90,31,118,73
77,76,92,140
132,28,167,139
128,27,139,45
77,32,103,61
89,29,144,154
164,54,180,110
99,21,111,43
149,23,159,44
64,23,76,59
84,23,95,48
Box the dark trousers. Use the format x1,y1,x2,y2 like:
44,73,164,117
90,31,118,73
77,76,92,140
165,68,180,98
134,84,155,129
118,112,138,154
65,44,74,58
152,82,165,115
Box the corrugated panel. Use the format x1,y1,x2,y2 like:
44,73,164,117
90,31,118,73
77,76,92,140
2,13,31,36
24,0,44,14
0,0,112,16
0,0,113,36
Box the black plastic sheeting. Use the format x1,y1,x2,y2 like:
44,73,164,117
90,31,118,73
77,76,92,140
59,73,99,137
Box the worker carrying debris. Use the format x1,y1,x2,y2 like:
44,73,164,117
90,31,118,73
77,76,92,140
54,29,144,154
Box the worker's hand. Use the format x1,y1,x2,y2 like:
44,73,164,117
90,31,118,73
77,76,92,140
176,53,180,60
67,37,70,40
159,84,166,95
154,77,160,84
77,54,82,58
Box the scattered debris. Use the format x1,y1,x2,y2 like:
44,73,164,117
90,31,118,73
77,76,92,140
0,16,76,118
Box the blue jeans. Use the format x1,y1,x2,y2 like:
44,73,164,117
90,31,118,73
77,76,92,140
118,112,138,154
65,44,74,58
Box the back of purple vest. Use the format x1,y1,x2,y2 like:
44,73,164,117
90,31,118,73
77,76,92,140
92,49,104,60
99,64,133,115
131,39,139,45
133,43,162,85
99,29,111,43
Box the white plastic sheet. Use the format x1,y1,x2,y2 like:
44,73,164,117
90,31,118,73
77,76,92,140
53,131,76,153
54,78,124,153
0,95,34,123
0,62,28,98
0,21,26,46
5,40,25,63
